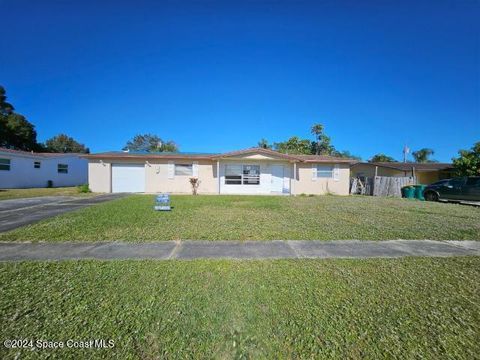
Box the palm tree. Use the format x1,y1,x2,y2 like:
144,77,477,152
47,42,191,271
311,124,324,155
257,138,271,149
369,153,396,162
412,148,435,163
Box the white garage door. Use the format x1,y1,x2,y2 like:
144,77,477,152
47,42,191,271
112,164,145,193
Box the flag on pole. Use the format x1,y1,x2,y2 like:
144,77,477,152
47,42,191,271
403,145,410,163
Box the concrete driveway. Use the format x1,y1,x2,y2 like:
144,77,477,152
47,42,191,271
0,194,126,232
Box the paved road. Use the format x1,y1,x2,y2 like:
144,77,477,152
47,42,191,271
0,240,478,261
0,194,126,232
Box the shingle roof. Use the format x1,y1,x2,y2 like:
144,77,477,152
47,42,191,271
294,154,357,163
83,151,219,160
353,162,455,171
0,147,84,159
83,147,358,163
209,147,303,161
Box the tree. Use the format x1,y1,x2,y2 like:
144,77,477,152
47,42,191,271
123,133,178,152
0,86,14,115
452,141,480,176
412,148,436,163
333,150,362,160
44,134,89,153
274,136,312,155
369,153,396,162
1,113,38,151
257,138,272,149
311,123,335,155
0,86,38,151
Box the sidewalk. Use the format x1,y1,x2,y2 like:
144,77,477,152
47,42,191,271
0,240,478,261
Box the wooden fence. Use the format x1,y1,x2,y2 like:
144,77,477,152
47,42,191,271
351,176,416,197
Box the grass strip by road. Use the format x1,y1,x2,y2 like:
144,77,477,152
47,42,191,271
1,195,479,241
1,257,479,359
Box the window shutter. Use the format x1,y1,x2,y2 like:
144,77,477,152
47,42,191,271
193,162,199,177
333,164,340,181
312,164,317,181
168,161,174,179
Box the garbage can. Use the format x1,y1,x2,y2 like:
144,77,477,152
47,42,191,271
414,185,426,201
402,186,415,199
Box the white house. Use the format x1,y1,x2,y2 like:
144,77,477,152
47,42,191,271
0,148,88,189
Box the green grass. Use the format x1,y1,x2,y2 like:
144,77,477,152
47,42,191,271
1,195,479,241
0,187,93,201
1,257,478,359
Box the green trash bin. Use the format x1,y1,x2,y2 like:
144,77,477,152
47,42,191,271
402,186,415,199
414,184,426,201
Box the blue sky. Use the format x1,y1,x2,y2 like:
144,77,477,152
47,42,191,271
1,0,479,161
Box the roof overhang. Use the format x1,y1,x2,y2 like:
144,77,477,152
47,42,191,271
81,154,215,161
351,162,455,171
83,147,360,164
209,147,302,162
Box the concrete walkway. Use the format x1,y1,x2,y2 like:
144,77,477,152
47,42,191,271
0,240,478,261
0,194,126,232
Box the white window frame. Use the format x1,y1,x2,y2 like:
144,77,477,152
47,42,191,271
58,164,68,174
174,163,193,176
0,158,11,171
225,164,260,185
34,161,41,169
316,165,334,178
312,164,340,181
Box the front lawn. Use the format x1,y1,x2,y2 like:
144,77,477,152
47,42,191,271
0,187,92,201
1,195,479,241
1,257,478,359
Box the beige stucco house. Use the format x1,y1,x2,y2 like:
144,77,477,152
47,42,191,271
83,147,355,195
351,162,455,184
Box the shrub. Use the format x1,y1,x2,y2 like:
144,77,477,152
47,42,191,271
189,178,200,195
77,184,91,193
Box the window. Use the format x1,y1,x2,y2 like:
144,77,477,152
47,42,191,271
0,158,10,171
34,161,41,169
225,165,260,185
58,164,68,174
466,177,480,187
225,165,242,184
175,164,193,176
316,165,333,178
432,179,450,187
450,177,466,188
242,165,260,185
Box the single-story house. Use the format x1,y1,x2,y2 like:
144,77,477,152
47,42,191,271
0,147,88,188
351,162,456,184
83,147,355,195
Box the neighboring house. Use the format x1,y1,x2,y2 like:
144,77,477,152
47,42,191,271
84,147,355,195
0,148,88,188
351,162,455,184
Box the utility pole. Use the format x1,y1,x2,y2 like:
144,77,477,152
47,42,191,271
403,145,410,163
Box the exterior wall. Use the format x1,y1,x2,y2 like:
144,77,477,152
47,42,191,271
145,160,217,194
87,157,350,196
351,164,405,178
88,160,111,193
219,160,291,195
293,163,350,195
417,172,440,185
0,153,88,189
227,154,286,160
352,164,443,185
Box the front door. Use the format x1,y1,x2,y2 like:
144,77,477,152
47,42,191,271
271,165,284,193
